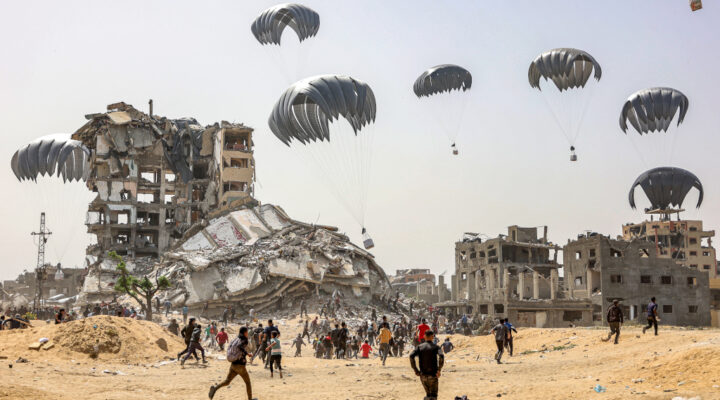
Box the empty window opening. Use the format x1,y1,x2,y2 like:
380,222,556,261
640,275,652,284
164,194,175,204
702,251,710,257
223,182,248,192
689,238,698,245
493,304,505,314
574,277,583,287
690,251,698,256
479,304,489,314
140,170,160,183
689,226,698,231
137,193,156,203
687,277,697,286
115,234,129,244
611,249,622,258
703,265,711,270
688,305,698,313
165,173,176,182
193,163,208,179
661,276,672,285
610,275,623,284
470,251,476,259
690,264,698,269
638,248,650,258
589,249,596,258
562,311,583,321
575,251,582,260
662,305,673,313
461,272,467,280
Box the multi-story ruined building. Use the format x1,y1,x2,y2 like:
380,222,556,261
442,226,592,327
564,233,710,326
622,219,718,278
72,102,255,260
390,269,443,303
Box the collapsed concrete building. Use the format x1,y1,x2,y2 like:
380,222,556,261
72,101,256,260
68,102,391,309
564,233,710,326
87,203,389,313
439,226,593,328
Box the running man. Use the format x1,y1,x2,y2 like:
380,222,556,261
416,318,430,345
265,331,283,378
490,319,507,364
216,327,229,351
441,337,454,354
209,326,254,400
642,297,659,336
603,299,624,344
409,330,444,400
503,318,518,356
181,323,207,366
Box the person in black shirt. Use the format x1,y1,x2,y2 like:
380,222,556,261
261,320,280,368
209,326,253,400
337,322,349,359
409,330,444,400
177,318,199,361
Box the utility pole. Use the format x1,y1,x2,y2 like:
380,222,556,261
30,212,52,313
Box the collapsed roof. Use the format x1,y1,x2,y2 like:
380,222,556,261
78,203,391,310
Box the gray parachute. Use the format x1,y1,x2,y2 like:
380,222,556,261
629,167,703,210
251,3,320,45
528,48,602,91
619,87,689,134
413,64,472,97
10,134,90,182
269,75,376,145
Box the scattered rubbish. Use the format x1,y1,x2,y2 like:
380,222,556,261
38,338,49,343
454,396,468,400
15,358,29,363
594,384,607,393
631,379,644,383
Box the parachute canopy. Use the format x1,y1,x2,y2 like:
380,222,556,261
11,134,90,182
413,64,472,98
619,87,689,135
629,167,703,210
528,48,602,91
269,75,377,145
251,3,320,45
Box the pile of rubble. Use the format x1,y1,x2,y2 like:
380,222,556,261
145,203,390,314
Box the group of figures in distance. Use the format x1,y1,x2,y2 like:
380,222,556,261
9,3,706,256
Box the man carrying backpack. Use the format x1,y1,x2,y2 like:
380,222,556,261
209,326,255,400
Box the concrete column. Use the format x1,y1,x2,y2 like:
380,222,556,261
550,269,558,300
467,272,476,301
567,271,574,298
518,272,525,300
587,269,593,298
504,269,511,301
451,274,457,301
532,271,540,299
438,275,445,302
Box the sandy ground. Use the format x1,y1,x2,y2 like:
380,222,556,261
1,315,719,400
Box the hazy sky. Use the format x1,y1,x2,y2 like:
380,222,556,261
1,1,718,281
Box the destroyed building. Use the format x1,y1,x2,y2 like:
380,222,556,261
96,203,390,314
1,265,85,308
72,101,255,261
564,233,711,326
440,226,592,328
389,269,446,304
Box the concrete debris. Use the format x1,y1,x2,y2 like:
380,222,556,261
109,203,391,314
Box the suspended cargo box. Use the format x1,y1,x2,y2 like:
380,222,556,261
690,0,702,11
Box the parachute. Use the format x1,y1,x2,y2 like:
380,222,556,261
629,167,703,214
251,3,320,82
269,75,377,248
11,134,90,182
413,64,472,155
619,88,689,166
528,48,602,161
10,134,94,266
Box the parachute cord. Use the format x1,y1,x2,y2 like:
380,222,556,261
571,83,598,145
539,90,573,146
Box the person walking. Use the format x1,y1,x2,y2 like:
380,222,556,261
302,319,311,340
360,340,372,358
409,330,444,400
164,300,172,317
642,297,659,336
262,320,280,369
182,305,189,325
490,319,507,364
209,326,255,400
216,327,229,351
378,323,393,366
292,334,305,357
299,298,308,318
221,306,230,326
265,331,283,378
603,299,624,344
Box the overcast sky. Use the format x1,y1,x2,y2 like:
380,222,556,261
1,1,718,281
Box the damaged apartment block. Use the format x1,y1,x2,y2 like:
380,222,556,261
439,226,593,328
71,102,255,302
564,233,711,326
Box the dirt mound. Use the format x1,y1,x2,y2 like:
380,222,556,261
0,315,185,362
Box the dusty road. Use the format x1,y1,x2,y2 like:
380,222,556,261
1,316,718,400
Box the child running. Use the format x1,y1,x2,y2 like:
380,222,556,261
265,331,283,378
